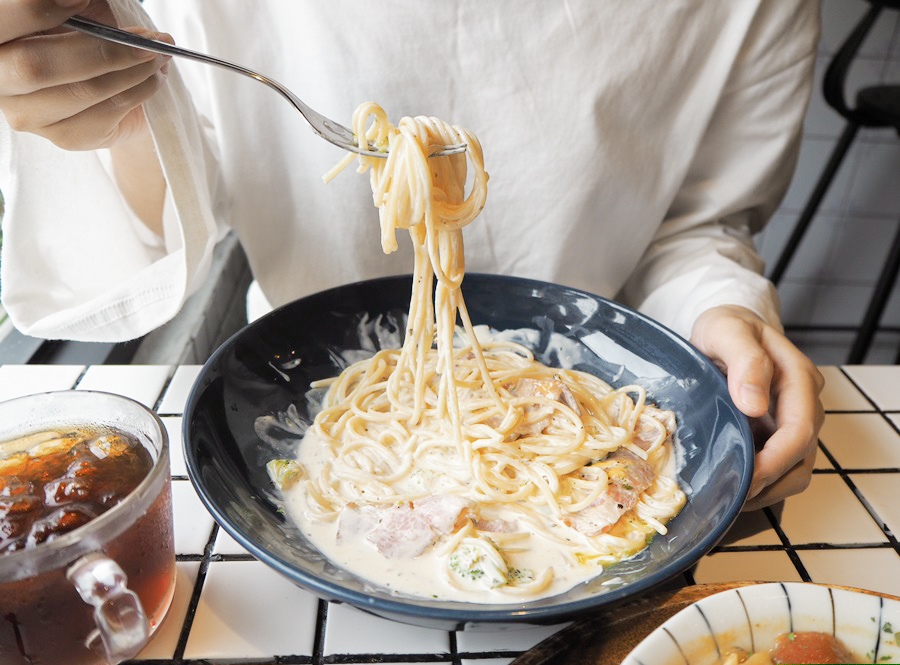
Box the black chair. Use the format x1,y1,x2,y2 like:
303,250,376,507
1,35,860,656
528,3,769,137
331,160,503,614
769,0,900,363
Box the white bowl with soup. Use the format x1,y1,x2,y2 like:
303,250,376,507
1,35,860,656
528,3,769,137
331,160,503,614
623,582,900,665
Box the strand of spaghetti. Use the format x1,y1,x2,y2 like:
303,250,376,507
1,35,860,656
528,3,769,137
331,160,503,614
455,292,507,412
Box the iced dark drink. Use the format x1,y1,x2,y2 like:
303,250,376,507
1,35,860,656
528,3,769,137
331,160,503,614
0,391,176,665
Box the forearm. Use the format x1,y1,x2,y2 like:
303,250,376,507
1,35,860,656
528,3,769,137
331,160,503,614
109,120,166,238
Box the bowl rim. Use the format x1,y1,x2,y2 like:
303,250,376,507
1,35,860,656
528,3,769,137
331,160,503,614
183,273,754,623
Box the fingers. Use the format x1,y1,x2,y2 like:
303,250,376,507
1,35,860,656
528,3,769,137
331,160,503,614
691,305,825,511
0,0,90,44
0,11,173,151
691,306,774,418
745,328,824,508
0,30,161,96
2,52,167,133
44,66,168,149
743,442,817,511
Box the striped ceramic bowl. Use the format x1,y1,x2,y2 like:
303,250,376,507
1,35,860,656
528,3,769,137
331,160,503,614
623,582,900,665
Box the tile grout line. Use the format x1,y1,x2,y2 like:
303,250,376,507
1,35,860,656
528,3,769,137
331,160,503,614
323,654,469,664
830,368,900,550
837,366,882,411
152,366,179,413
771,466,899,554
172,521,220,661
449,629,460,665
70,365,90,389
813,467,900,473
762,506,812,583
717,542,897,552
169,393,201,663
808,437,897,552
840,474,900,552
312,598,328,665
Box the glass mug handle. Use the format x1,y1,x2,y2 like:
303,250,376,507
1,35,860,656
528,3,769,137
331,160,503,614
66,552,150,663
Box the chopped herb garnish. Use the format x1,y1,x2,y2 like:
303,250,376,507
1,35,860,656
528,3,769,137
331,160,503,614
508,567,535,584
448,540,508,587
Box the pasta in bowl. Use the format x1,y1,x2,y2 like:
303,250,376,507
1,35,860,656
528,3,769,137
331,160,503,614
183,272,754,628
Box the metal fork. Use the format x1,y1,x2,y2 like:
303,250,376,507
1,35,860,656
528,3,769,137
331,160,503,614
63,16,466,158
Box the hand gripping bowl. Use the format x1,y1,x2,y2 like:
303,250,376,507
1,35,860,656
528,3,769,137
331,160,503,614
183,274,754,630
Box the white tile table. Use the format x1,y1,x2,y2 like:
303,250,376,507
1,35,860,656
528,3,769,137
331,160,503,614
1,364,898,664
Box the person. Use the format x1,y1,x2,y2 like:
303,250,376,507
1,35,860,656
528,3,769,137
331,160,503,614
0,0,824,510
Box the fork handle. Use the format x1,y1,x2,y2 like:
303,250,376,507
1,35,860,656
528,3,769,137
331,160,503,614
63,15,465,158
63,16,319,121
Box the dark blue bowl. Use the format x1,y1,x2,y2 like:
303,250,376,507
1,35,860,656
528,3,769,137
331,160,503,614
183,274,753,629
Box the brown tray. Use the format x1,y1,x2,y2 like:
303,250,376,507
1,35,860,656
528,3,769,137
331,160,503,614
508,582,758,665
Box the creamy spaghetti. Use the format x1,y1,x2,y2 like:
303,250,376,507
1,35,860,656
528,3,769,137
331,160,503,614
275,103,686,602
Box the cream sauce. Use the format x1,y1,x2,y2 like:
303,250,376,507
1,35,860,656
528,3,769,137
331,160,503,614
271,325,685,603
282,426,676,603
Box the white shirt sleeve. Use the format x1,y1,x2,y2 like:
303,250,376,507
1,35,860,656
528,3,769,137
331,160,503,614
0,0,221,342
621,3,819,339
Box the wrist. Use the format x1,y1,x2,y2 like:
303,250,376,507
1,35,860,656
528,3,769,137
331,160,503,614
109,117,166,237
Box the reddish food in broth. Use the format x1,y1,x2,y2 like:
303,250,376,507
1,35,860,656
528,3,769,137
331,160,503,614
770,631,858,664
718,631,860,664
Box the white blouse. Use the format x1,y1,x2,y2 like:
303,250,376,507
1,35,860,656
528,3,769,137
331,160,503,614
0,0,819,342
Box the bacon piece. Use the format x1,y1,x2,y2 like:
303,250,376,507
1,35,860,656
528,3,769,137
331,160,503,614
366,504,437,558
633,404,676,451
514,377,579,411
473,517,517,533
336,503,382,544
339,495,475,558
512,377,580,436
565,449,656,536
412,494,473,534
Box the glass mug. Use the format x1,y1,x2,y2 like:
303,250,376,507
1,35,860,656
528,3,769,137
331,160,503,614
0,391,176,665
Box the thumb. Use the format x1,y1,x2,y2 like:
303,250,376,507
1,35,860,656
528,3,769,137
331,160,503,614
691,307,774,418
